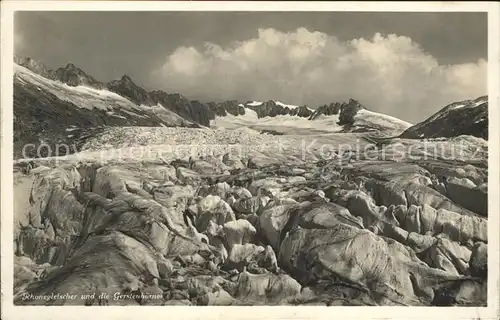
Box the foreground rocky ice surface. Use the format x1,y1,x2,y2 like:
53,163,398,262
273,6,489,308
13,128,488,306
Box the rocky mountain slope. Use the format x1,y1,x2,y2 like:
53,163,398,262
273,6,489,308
400,96,488,140
54,63,106,89
13,63,198,158
14,57,255,130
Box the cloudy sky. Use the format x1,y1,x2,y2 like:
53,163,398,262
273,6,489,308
15,11,487,123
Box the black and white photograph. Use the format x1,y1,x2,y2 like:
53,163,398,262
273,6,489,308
1,1,499,319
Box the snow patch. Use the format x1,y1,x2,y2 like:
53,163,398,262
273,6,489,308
449,104,466,111
274,101,299,109
247,101,263,107
473,99,487,107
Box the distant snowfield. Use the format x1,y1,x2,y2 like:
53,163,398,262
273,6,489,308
211,106,412,135
210,107,343,134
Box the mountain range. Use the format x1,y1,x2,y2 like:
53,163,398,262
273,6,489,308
13,56,488,158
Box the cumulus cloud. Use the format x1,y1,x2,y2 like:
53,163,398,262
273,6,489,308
152,28,487,122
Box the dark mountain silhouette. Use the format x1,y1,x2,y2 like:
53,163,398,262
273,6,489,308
401,96,488,139
106,74,155,106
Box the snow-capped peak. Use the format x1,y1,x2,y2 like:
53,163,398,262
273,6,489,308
246,101,263,107
274,101,298,109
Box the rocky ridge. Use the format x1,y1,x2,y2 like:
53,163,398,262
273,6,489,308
401,96,488,140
